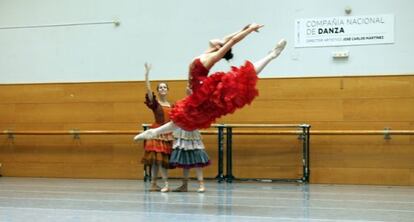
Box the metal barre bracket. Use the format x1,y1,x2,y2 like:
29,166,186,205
384,127,391,140
69,129,80,139
298,124,310,141
298,132,305,140
4,130,14,139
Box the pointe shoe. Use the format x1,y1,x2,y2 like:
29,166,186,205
160,183,169,193
277,39,287,49
134,129,156,141
197,181,205,193
270,39,287,58
149,184,161,192
197,186,205,193
172,183,188,192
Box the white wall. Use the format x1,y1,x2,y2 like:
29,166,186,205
0,0,413,83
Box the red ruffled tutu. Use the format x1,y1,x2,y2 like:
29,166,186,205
170,61,258,131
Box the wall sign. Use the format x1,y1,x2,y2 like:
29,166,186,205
295,14,394,47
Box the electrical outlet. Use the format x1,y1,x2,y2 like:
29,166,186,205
332,51,349,58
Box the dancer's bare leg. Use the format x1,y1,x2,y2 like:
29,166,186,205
134,121,178,140
253,39,287,75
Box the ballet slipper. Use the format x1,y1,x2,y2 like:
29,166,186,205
270,39,287,58
149,183,161,192
134,129,156,141
172,183,188,192
160,182,169,192
196,181,205,193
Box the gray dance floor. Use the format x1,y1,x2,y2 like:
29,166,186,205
0,177,413,222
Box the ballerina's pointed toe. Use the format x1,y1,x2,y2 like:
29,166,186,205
276,39,287,50
133,130,156,141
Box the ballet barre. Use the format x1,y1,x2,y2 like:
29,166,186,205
141,125,414,183
7,128,409,136
218,124,311,183
142,123,311,183
3,127,413,183
1,129,217,138
212,127,414,183
0,21,120,30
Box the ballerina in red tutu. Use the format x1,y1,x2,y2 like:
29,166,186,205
134,23,286,140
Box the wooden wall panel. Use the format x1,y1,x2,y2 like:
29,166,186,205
311,168,413,185
1,75,413,185
0,85,66,104
4,162,141,179
312,144,414,168
341,77,414,98
219,99,344,123
0,104,16,122
233,166,302,179
304,121,411,130
257,78,343,100
343,99,414,121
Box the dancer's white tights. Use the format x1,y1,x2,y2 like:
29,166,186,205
253,39,286,74
151,121,178,136
151,163,168,183
182,168,203,181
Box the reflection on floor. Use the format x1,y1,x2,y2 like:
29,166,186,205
0,177,413,222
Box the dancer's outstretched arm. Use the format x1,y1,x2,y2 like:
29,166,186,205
144,63,153,103
210,24,252,47
134,63,178,141
222,24,251,44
